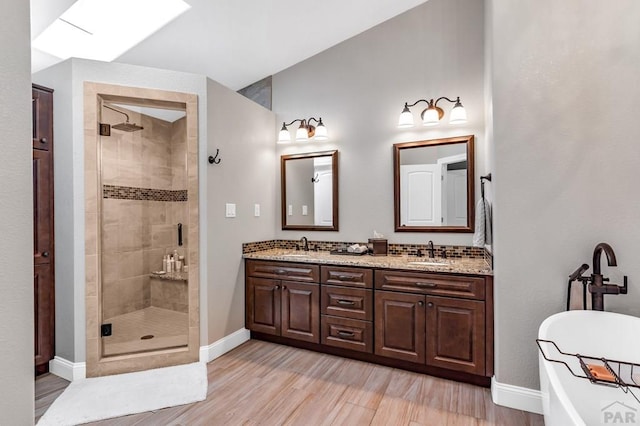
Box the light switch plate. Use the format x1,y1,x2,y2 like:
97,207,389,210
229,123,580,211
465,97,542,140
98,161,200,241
225,203,236,218
302,205,308,216
254,204,260,217
288,205,293,216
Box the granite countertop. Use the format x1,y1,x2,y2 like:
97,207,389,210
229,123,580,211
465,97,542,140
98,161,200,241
243,249,492,276
150,271,188,281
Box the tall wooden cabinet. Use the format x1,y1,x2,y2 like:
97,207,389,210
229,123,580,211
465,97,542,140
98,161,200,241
32,84,55,375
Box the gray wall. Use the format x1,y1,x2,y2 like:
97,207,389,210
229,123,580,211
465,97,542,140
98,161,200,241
490,0,640,389
0,0,34,421
38,60,75,361
34,59,210,361
273,0,486,244
33,59,276,361
206,78,276,344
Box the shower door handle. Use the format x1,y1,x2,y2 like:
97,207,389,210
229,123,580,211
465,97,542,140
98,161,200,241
178,223,183,246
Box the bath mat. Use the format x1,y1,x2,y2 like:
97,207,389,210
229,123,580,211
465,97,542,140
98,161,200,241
38,362,207,425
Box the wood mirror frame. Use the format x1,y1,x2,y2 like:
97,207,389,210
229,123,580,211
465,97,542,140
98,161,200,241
394,135,475,233
281,150,339,231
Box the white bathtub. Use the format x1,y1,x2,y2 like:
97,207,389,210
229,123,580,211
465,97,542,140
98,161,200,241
538,310,640,425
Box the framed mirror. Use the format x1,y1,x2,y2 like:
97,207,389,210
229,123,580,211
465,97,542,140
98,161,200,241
281,150,339,231
394,135,474,232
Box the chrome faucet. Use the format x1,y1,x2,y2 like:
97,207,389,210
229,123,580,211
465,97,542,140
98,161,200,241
300,236,309,252
426,240,435,259
589,242,627,311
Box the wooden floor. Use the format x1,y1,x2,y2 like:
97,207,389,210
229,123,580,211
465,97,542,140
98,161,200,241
36,340,543,425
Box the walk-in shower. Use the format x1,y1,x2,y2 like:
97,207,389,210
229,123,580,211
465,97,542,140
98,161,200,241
84,82,199,377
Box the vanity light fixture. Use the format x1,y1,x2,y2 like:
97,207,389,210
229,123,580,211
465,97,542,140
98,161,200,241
398,96,467,128
277,117,328,143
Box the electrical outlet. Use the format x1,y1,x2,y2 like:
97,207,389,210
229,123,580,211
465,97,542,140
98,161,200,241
254,204,260,217
302,205,308,216
288,205,293,216
225,203,236,218
101,323,112,337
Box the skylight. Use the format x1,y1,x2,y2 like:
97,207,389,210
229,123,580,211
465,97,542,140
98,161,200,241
32,0,190,62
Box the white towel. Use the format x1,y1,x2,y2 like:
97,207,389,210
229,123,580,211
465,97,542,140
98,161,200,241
473,198,492,247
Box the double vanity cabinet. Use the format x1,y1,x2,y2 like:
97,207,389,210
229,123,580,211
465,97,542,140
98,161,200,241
245,254,493,386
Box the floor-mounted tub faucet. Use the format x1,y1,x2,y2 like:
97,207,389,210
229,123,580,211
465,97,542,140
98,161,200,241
589,242,627,311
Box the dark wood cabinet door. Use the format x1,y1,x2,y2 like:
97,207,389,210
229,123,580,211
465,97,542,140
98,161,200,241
32,86,53,151
374,290,425,363
33,84,55,374
281,281,320,343
34,264,54,373
33,149,52,265
426,296,485,375
246,277,281,336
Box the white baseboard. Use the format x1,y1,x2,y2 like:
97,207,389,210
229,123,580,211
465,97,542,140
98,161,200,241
491,377,543,414
49,356,86,381
199,328,250,364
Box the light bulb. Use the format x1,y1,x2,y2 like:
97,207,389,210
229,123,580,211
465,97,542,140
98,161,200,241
422,107,440,126
397,104,414,128
277,123,291,143
314,122,328,141
449,101,467,124
295,125,308,142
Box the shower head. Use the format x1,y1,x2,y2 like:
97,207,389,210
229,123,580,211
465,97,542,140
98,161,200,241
103,104,144,132
112,122,144,132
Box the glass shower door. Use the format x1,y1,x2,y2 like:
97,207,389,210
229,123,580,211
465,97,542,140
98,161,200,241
98,99,189,357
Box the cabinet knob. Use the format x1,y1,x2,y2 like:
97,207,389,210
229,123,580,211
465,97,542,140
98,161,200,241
427,302,434,308
418,300,424,306
282,285,287,290
42,251,49,257
40,138,47,144
275,285,280,290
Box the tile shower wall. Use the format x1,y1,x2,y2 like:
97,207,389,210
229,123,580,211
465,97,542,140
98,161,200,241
101,108,188,320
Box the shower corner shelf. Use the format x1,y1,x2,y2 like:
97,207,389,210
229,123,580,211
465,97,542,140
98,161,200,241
537,338,640,403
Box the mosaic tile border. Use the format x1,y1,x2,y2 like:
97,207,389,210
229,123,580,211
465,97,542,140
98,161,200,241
103,185,187,202
243,239,489,260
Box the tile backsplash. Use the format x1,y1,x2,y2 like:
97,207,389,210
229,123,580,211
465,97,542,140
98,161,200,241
243,239,491,261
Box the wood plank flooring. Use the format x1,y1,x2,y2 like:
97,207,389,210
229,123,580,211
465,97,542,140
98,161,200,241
36,340,543,425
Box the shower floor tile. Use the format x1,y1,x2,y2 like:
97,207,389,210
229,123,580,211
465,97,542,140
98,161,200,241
102,306,188,356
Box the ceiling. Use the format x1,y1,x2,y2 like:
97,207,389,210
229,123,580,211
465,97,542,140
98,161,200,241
31,0,429,90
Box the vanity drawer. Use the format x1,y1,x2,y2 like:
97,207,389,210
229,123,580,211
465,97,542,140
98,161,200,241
321,315,373,353
321,286,372,321
321,266,373,288
246,260,319,283
375,270,485,300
